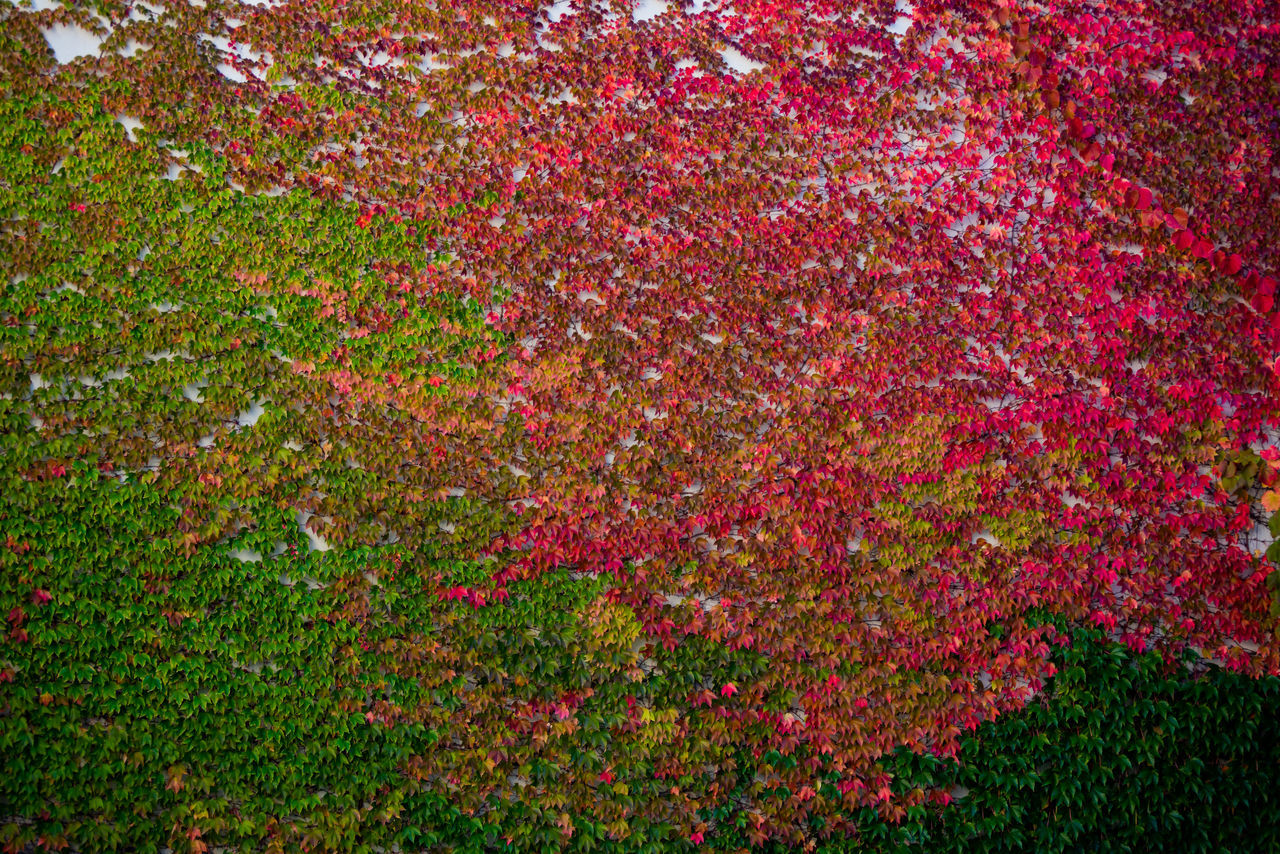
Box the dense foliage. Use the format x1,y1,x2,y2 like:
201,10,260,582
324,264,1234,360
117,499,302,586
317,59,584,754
2,0,1279,850
776,626,1280,853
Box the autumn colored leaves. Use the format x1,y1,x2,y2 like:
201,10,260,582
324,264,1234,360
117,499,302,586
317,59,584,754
3,0,1280,850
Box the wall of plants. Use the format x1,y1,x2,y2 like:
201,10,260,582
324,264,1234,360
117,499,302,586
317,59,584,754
725,624,1280,853
2,0,1279,851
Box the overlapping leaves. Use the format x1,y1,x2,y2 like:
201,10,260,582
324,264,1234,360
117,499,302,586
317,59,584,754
2,0,1279,850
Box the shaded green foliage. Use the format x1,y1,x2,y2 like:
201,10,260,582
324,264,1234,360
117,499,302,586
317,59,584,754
718,626,1280,853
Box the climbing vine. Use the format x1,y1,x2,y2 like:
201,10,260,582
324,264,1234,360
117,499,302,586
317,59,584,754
2,0,1279,851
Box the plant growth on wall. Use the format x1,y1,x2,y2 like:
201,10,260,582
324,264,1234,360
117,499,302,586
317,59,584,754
2,0,1279,851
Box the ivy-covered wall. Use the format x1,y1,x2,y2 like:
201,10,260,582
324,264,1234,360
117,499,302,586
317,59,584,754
4,0,1280,851
712,627,1280,854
